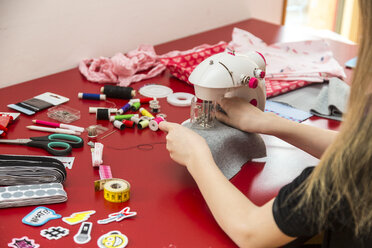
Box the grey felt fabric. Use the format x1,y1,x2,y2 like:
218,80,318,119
270,83,324,112
183,120,266,179
310,77,350,121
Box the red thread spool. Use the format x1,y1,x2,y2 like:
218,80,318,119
122,120,135,128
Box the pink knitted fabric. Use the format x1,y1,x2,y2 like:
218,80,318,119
79,43,228,86
79,44,166,86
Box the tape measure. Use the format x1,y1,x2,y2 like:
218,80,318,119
97,179,131,203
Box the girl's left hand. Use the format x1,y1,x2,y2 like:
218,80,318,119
159,121,213,167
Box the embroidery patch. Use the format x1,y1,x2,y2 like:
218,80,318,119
40,226,69,240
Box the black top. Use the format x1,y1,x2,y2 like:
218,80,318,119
272,167,372,248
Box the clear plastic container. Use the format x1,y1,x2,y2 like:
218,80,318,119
47,105,81,123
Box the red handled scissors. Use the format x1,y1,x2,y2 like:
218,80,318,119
0,134,83,156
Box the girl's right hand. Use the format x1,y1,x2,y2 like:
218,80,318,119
216,97,276,134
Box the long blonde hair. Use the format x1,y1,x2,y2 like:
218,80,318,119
297,0,372,236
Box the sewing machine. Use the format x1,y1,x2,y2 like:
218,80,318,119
188,50,267,128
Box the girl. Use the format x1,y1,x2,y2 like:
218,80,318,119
159,0,372,247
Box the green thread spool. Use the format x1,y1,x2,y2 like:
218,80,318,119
110,114,136,122
130,102,141,111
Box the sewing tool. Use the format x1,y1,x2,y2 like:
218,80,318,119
89,107,117,114
149,116,165,131
139,107,154,119
100,85,135,99
113,120,125,130
149,98,160,113
130,116,141,124
92,142,104,167
99,165,112,179
78,93,106,101
137,119,149,129
47,105,80,123
110,114,138,122
96,108,110,120
167,92,194,107
73,222,93,244
122,120,135,128
118,102,132,114
188,51,267,128
32,119,84,133
129,97,153,103
0,134,83,156
103,179,130,203
26,125,81,135
130,101,141,111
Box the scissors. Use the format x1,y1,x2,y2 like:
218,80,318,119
0,134,83,156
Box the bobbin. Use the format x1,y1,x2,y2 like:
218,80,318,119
78,93,106,101
149,116,165,131
149,98,160,113
96,108,110,120
100,85,136,99
89,107,117,114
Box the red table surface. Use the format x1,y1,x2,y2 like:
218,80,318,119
0,19,357,247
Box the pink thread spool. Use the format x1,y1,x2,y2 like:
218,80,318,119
149,117,165,131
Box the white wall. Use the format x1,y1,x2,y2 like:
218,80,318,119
0,0,283,88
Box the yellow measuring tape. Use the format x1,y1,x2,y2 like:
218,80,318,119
94,178,131,203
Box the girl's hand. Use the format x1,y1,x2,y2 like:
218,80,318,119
159,121,213,167
216,97,276,134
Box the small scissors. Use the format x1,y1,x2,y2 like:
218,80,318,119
0,134,83,156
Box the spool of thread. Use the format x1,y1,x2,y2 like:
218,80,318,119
96,108,110,120
89,107,117,114
101,85,135,99
130,116,141,124
122,120,135,128
110,114,138,122
130,102,141,111
103,179,130,203
149,117,165,131
137,119,149,129
118,102,132,114
149,98,160,113
113,120,125,130
129,97,154,104
78,93,106,101
139,108,154,119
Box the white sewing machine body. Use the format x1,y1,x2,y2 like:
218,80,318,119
188,51,267,128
